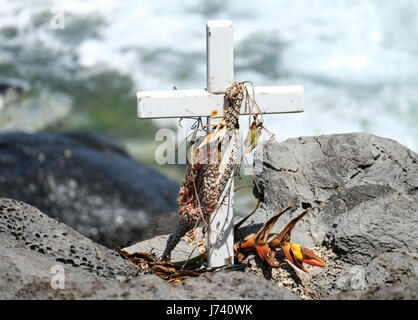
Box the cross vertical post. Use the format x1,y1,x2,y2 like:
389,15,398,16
206,20,234,93
205,20,235,267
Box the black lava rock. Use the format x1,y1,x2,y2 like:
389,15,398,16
0,131,180,246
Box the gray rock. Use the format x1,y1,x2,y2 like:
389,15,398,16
323,192,417,266
123,227,205,262
0,76,30,94
0,197,139,281
0,198,298,300
325,279,418,300
242,133,418,298
177,271,299,300
251,133,417,245
3,132,416,299
0,131,180,246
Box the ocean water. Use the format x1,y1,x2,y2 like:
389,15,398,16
1,0,417,151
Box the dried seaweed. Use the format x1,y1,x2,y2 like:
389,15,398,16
110,242,206,283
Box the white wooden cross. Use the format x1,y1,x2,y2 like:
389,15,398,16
136,20,304,268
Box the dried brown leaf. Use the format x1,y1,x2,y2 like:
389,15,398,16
197,237,206,254
185,228,197,245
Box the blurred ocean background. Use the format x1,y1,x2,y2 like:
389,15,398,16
1,0,417,180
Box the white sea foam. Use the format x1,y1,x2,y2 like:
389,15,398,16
1,0,417,151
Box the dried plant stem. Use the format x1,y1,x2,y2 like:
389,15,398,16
160,81,245,262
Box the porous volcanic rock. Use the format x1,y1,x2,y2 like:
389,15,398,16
0,198,298,300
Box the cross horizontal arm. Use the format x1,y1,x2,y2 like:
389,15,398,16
137,85,304,119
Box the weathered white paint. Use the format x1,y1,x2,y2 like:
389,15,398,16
137,85,304,118
207,173,234,266
205,115,235,267
137,89,224,118
206,20,234,94
245,85,304,114
136,20,304,268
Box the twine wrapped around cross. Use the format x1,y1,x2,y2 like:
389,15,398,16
161,81,244,262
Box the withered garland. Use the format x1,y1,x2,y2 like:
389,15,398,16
160,81,244,262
